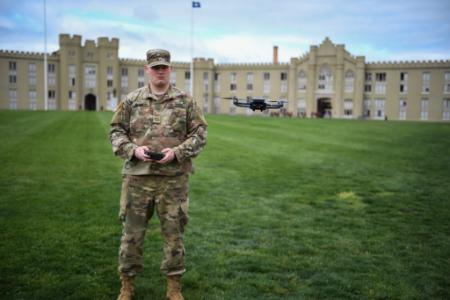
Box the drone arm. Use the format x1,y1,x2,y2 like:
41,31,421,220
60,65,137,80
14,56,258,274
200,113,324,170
233,102,250,108
266,103,284,109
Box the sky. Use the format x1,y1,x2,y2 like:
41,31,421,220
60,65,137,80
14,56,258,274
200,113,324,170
0,0,449,63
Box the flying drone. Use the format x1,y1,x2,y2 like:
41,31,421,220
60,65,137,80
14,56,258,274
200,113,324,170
224,96,287,112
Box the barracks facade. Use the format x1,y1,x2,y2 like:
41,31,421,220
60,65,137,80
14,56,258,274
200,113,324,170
1,33,450,121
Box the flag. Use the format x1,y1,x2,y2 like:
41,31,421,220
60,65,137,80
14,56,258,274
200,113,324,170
192,1,201,8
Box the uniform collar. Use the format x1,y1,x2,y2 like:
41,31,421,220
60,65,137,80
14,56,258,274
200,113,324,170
144,84,183,102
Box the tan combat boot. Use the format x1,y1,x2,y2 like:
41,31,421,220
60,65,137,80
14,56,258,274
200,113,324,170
166,275,184,300
117,274,134,300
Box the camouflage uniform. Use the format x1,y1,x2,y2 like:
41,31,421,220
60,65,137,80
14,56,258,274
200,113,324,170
110,84,207,277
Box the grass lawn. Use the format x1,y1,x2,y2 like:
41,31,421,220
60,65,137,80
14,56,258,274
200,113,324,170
0,110,449,299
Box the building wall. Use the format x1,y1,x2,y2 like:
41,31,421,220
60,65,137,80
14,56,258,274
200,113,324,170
1,34,449,121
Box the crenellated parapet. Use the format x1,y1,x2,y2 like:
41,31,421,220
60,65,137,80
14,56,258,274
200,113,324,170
59,34,81,47
97,37,119,48
172,61,190,68
0,49,59,60
366,59,450,69
216,62,289,70
193,57,214,69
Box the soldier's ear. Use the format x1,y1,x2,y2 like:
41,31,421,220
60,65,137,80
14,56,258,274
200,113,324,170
144,64,151,74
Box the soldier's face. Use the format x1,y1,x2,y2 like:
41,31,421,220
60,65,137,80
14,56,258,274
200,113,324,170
146,65,171,87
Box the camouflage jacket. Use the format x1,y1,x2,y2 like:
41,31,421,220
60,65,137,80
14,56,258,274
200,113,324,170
109,85,207,176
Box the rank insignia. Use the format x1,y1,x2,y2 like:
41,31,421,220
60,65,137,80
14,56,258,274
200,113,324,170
153,115,161,124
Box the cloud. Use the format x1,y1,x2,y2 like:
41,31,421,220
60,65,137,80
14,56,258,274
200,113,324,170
0,0,448,63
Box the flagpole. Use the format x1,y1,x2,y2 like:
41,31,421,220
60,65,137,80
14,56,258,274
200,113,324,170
190,2,194,97
43,0,48,110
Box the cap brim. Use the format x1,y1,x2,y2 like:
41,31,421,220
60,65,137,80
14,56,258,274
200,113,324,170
148,61,171,67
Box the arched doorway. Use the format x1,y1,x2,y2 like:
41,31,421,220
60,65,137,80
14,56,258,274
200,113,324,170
84,94,96,111
317,98,332,118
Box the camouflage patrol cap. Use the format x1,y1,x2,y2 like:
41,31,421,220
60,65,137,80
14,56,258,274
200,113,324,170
146,49,171,67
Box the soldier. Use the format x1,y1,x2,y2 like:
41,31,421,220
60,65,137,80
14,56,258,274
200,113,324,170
110,49,207,300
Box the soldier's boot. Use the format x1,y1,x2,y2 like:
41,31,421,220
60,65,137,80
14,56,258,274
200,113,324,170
166,275,184,300
117,274,135,300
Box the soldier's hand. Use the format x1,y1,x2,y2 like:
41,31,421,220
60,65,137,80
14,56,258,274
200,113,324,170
157,148,175,164
134,146,151,161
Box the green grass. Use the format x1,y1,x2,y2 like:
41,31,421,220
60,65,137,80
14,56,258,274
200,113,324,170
0,110,449,299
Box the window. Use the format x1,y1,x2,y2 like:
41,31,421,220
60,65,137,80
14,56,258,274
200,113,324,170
28,63,37,86
365,72,372,93
214,73,220,93
230,72,237,91
121,68,128,88
363,98,371,118
444,72,450,94
280,72,288,93
48,90,57,110
29,90,37,110
246,72,253,91
422,72,430,94
138,68,145,88
86,52,94,59
68,64,76,86
263,72,270,94
68,50,76,57
170,71,176,86
9,61,17,71
9,75,17,84
297,71,307,91
297,98,306,117
399,99,407,120
374,99,385,119
107,66,113,87
203,94,209,114
420,99,429,120
375,72,386,94
9,60,17,84
68,91,77,111
84,65,96,88
48,64,55,72
48,90,56,99
184,71,191,93
203,72,209,92
345,70,354,93
107,52,113,59
343,99,353,118
443,98,450,120
48,64,56,86
317,65,333,92
9,90,17,110
400,72,408,94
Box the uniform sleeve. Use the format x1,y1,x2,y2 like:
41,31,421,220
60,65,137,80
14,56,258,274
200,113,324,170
109,99,138,160
173,99,208,163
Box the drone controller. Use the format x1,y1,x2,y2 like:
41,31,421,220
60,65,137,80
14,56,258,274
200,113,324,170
144,150,165,161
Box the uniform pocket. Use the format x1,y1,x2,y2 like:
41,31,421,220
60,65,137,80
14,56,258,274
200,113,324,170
179,197,189,228
119,175,130,221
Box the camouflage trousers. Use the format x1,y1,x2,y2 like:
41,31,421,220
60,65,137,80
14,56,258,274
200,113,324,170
118,174,189,277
